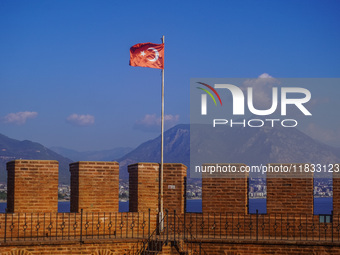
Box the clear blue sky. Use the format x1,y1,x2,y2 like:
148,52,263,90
0,0,339,151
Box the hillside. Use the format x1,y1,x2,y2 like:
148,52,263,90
50,146,133,162
118,123,340,179
1,123,339,183
118,124,190,179
0,133,72,184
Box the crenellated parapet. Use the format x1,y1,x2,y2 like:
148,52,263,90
4,159,340,216
6,160,59,213
70,161,119,213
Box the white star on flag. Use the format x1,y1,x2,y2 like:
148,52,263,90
140,51,146,56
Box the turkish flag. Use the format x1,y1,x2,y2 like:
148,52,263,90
129,42,164,69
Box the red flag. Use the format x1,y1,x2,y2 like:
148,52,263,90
129,42,164,69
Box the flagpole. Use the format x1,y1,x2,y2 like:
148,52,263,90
159,35,165,228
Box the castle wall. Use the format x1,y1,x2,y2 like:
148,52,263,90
3,160,339,255
333,170,340,214
267,164,314,215
202,164,248,214
69,161,119,213
128,163,187,214
6,160,59,213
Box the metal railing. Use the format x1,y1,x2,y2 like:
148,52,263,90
172,210,208,255
136,210,168,255
1,210,339,249
180,210,339,242
125,209,208,255
0,209,154,243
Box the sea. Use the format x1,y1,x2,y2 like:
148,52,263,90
0,198,333,215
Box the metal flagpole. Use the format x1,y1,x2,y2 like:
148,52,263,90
159,35,165,230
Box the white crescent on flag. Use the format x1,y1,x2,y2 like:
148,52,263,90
130,42,164,69
147,47,159,62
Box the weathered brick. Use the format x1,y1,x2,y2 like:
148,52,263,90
128,163,187,214
70,161,119,213
6,160,58,213
267,164,313,214
202,164,248,214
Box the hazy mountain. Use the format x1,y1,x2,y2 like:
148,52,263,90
191,124,340,166
118,124,190,179
118,124,340,179
1,123,339,184
0,133,72,184
50,146,133,162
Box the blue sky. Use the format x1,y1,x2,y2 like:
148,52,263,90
0,0,339,151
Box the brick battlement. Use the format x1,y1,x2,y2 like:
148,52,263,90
2,160,340,254
5,160,188,215
128,162,187,214
7,160,59,213
5,160,340,215
267,164,314,215
202,164,248,214
70,161,119,213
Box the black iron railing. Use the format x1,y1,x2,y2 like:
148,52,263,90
0,210,339,251
180,210,338,242
137,210,168,254
0,209,153,243
125,209,208,255
173,210,208,255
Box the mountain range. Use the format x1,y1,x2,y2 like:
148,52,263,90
117,124,190,179
0,123,339,184
0,134,134,184
118,124,340,179
190,124,340,178
50,146,133,162
0,133,72,184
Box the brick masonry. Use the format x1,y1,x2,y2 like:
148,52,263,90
128,163,159,214
198,240,340,255
202,164,248,214
6,160,59,213
128,163,187,214
70,161,119,213
333,170,340,214
0,241,144,255
3,160,340,254
163,163,187,214
267,164,314,214
1,239,340,254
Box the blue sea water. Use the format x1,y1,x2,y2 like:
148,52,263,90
0,198,333,214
